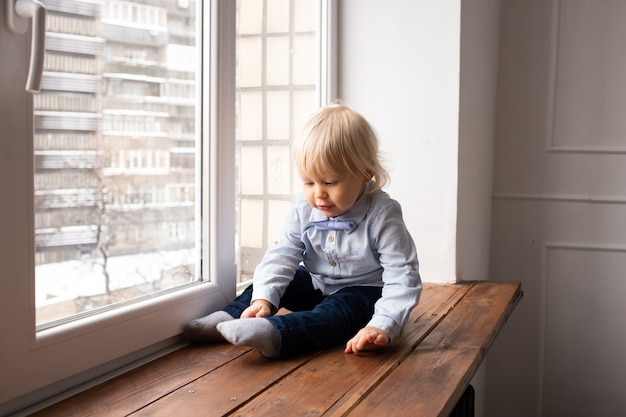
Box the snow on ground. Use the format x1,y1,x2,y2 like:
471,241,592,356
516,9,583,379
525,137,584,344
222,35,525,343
35,248,196,307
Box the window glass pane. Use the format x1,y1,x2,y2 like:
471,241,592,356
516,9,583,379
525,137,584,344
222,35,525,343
35,0,201,327
235,0,322,284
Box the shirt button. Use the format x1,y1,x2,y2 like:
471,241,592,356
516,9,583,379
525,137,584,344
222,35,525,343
328,236,335,242
330,261,337,267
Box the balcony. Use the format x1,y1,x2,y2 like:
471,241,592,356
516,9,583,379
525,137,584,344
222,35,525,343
41,72,101,94
35,188,100,209
35,225,99,248
46,32,104,56
102,23,169,46
34,150,100,169
42,0,102,18
35,110,100,131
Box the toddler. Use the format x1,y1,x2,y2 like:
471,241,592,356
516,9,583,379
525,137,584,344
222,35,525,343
184,103,421,358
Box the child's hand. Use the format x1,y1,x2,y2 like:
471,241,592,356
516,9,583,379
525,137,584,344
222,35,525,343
344,326,390,355
241,299,273,318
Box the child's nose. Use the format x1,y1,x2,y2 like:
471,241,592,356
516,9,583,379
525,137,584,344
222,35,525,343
314,185,327,198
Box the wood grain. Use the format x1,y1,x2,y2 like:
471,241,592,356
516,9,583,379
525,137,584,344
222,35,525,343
346,281,522,417
31,282,522,417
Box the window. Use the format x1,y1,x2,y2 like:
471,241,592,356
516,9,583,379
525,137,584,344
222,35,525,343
35,0,201,328
0,0,332,414
235,0,334,285
1,1,233,413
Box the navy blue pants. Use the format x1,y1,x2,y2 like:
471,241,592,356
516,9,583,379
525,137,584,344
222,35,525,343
222,266,382,358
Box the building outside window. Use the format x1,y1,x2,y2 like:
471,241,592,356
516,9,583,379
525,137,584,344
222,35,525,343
34,0,199,326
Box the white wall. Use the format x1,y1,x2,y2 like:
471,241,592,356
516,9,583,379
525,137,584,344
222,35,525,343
337,2,502,416
337,0,462,284
458,2,500,282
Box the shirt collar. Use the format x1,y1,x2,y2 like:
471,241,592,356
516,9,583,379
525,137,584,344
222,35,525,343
308,181,374,233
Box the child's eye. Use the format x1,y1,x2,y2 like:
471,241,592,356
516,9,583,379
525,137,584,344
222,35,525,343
324,181,335,186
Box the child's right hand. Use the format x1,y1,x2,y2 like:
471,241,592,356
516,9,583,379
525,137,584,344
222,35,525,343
241,299,273,318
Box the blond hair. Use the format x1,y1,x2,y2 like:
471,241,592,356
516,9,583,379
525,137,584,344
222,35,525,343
293,103,389,194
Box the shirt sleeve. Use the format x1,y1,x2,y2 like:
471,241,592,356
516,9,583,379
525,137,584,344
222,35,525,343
365,200,422,341
250,199,306,309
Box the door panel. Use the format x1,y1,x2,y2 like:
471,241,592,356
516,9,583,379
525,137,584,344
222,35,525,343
488,1,626,416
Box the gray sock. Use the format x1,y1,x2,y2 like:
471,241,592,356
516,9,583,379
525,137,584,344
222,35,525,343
217,318,280,358
184,311,234,343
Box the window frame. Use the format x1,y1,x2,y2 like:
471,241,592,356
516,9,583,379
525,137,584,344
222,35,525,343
0,1,235,414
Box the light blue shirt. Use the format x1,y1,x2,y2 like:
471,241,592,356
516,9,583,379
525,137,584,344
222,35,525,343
251,181,422,341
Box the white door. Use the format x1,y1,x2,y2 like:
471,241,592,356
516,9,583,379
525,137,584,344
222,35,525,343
487,1,626,416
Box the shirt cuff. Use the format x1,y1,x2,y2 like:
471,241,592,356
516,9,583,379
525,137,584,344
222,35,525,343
251,285,282,311
367,314,401,342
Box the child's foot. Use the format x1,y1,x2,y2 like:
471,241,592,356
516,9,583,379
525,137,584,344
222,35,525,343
217,318,280,358
184,311,234,343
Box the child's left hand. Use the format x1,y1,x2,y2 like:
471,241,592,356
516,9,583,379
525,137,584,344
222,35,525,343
344,326,390,355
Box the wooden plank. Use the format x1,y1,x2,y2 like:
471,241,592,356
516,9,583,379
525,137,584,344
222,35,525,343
228,345,400,417
323,283,474,417
132,349,319,416
349,344,482,417
345,281,522,417
31,344,251,417
424,281,522,349
229,284,472,417
30,282,521,417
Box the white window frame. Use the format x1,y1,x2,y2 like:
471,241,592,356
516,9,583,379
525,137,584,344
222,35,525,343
0,2,235,415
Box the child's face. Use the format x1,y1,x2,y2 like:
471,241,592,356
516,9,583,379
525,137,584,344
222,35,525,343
300,169,368,218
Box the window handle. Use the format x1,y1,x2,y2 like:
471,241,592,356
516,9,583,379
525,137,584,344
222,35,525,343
5,0,47,93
